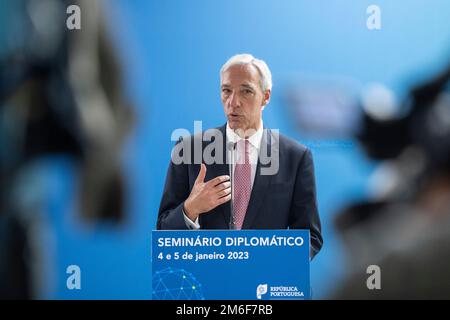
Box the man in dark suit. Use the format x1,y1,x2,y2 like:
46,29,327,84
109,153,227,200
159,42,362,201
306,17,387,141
157,54,323,258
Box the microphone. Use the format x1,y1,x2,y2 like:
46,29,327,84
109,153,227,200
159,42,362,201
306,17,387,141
227,141,237,229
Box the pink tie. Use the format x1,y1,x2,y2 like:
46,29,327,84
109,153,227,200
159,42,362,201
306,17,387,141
233,139,251,230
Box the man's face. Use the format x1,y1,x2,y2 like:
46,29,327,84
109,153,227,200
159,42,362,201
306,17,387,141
221,64,270,135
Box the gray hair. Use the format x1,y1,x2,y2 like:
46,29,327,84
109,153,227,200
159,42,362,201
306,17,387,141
220,54,272,93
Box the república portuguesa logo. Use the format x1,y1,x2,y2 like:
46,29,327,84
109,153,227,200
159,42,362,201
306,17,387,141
256,284,305,299
256,284,268,299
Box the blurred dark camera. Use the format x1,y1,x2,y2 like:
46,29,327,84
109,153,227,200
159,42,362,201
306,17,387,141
0,0,133,299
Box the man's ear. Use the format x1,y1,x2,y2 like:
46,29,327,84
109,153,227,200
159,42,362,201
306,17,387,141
262,89,271,107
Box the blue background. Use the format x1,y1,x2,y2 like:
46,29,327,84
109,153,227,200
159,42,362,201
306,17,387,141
5,0,450,299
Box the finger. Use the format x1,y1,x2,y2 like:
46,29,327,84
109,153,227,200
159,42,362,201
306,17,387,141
215,194,232,205
195,163,207,184
214,181,231,191
216,187,231,198
205,175,230,187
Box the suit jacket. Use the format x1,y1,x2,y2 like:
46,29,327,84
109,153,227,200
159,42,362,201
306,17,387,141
157,124,323,258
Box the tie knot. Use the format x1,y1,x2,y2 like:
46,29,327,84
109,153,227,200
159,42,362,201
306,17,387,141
238,139,249,155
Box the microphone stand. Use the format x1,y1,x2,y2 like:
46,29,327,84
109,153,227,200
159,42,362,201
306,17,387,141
228,141,237,229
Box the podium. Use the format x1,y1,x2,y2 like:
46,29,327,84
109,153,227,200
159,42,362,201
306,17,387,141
152,230,310,300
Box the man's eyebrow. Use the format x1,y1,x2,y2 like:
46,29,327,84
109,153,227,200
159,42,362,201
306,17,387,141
241,83,255,90
221,84,231,88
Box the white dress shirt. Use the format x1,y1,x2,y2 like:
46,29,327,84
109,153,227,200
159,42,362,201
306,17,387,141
184,121,264,229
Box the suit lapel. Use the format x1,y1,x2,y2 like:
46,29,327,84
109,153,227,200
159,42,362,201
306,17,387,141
242,128,275,229
204,124,231,227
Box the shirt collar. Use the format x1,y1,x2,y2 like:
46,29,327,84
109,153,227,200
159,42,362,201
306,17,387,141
226,120,264,150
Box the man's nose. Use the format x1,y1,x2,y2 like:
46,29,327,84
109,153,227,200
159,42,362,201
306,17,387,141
229,92,240,108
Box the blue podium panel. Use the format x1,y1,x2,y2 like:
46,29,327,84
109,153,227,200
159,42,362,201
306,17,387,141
152,230,310,300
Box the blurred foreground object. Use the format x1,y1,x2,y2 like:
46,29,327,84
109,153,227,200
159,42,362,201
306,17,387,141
332,59,450,299
0,0,133,299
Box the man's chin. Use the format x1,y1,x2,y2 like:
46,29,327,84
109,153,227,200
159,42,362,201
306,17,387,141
228,120,242,130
